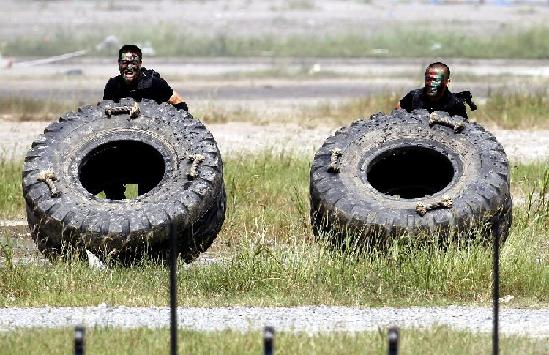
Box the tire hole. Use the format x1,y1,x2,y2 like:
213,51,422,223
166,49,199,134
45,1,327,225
79,141,165,200
367,146,454,199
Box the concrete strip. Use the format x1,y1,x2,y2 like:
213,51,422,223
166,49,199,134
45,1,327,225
0,306,547,337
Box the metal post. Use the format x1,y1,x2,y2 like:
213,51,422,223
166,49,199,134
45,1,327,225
74,325,85,355
388,327,399,355
492,232,500,355
170,225,178,355
264,326,274,355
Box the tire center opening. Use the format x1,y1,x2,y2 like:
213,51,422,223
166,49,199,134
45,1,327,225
366,146,454,199
79,140,165,200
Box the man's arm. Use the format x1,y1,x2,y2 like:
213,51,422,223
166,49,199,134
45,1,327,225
168,90,188,111
397,91,414,111
103,78,117,101
454,103,468,120
154,77,189,111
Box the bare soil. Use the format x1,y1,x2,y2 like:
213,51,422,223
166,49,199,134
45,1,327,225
1,120,547,162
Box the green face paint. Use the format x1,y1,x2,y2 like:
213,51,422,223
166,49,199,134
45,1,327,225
425,67,446,98
118,52,142,84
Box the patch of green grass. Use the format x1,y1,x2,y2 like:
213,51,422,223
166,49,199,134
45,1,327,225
511,161,549,196
0,160,24,219
9,25,549,59
95,184,138,200
0,327,545,355
0,156,547,307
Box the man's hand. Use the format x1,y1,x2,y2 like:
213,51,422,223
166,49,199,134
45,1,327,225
168,90,188,111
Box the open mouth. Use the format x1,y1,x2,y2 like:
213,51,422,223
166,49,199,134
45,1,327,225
124,70,136,80
426,87,438,96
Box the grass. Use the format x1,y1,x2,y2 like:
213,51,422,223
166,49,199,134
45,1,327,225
9,25,549,59
511,161,549,197
0,160,24,219
0,97,74,122
287,92,549,129
0,155,547,307
3,92,549,129
0,327,546,355
474,91,549,129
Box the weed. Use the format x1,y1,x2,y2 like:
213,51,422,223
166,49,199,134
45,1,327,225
0,156,547,307
0,327,546,355
8,25,549,59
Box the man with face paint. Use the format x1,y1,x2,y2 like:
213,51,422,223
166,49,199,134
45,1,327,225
103,44,188,111
100,45,188,200
397,62,468,119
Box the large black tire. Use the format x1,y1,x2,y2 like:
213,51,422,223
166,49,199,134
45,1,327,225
22,98,226,263
310,109,512,248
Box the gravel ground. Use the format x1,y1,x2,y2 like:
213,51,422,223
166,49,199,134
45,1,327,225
0,306,547,337
1,121,548,162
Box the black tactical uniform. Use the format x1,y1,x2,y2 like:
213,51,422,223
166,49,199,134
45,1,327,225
100,68,176,200
103,67,173,103
399,88,468,119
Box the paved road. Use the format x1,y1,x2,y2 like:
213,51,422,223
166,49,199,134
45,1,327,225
3,58,549,102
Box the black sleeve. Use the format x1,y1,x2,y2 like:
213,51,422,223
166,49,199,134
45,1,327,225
152,77,174,103
453,102,468,120
173,102,188,111
399,91,414,111
103,78,118,101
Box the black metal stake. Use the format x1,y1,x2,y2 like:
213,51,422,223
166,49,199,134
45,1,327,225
492,232,500,355
264,326,274,355
387,327,399,355
170,225,178,355
74,325,85,355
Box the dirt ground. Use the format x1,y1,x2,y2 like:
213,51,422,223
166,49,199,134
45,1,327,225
1,120,548,162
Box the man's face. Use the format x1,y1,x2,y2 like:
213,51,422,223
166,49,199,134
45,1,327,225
424,67,448,99
119,52,142,84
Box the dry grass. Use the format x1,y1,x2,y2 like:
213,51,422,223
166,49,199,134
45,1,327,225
3,92,548,129
0,97,73,122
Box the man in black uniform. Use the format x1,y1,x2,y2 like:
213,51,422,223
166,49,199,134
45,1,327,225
100,45,189,200
397,62,469,119
104,44,188,111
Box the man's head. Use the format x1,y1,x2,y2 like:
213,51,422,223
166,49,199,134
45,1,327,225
424,62,450,100
118,44,142,85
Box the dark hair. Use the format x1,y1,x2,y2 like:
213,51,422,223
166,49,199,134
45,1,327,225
118,44,142,61
426,62,450,80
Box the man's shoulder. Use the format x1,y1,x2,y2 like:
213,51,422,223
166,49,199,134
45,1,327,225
402,88,423,99
447,90,467,107
105,75,123,87
138,68,169,90
141,68,164,82
400,88,423,107
406,88,423,96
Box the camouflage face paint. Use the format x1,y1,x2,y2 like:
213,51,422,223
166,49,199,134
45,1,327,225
119,52,142,84
424,67,447,98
